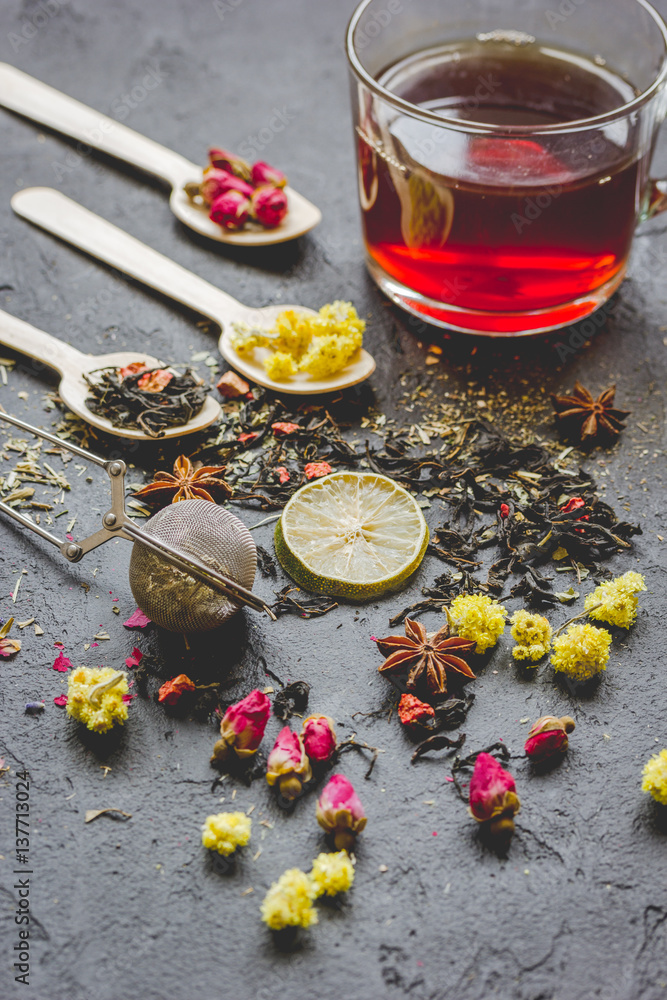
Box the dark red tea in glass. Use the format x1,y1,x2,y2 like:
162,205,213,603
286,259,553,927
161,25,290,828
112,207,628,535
347,0,667,335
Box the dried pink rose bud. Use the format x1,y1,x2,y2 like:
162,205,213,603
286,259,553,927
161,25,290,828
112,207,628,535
211,689,270,763
316,774,366,850
525,715,575,762
208,147,252,181
266,726,312,800
209,190,251,230
251,160,287,188
200,167,253,205
469,752,520,839
250,185,288,229
301,714,337,763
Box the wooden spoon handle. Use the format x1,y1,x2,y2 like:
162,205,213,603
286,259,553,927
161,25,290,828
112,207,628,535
0,63,193,188
12,188,247,326
0,309,85,375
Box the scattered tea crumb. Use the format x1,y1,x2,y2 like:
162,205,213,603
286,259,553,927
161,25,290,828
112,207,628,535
85,808,132,823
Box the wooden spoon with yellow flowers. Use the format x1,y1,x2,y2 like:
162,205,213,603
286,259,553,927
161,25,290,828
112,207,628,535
133,456,232,506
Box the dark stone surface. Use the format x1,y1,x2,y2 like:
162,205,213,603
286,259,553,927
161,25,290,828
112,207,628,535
0,2,666,998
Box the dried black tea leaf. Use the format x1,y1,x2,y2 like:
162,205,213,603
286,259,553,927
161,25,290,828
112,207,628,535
273,681,311,721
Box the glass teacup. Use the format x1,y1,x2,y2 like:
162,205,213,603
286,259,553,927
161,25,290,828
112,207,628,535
346,0,667,335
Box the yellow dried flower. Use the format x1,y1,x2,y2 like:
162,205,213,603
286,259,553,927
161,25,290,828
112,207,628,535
273,309,314,359
449,594,507,653
550,623,611,681
263,351,296,380
66,666,129,733
260,868,318,930
585,571,646,628
642,749,667,805
510,610,552,663
299,333,360,379
310,851,355,897
231,301,365,381
201,812,251,856
230,325,269,357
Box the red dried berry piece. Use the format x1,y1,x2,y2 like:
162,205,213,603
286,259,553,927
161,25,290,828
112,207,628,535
271,422,300,436
158,674,195,706
398,693,435,728
304,461,333,480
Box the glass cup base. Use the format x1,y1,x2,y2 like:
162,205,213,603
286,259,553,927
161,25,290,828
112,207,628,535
365,254,627,337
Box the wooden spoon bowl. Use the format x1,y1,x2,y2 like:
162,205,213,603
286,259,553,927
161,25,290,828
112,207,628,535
0,310,221,441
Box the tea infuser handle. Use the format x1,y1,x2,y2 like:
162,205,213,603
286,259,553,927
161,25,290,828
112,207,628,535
0,63,194,189
0,410,112,468
0,498,67,551
0,310,85,376
12,188,248,326
0,410,132,561
0,411,276,618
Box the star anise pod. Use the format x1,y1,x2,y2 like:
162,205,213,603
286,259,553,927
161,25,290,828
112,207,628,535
375,617,476,696
550,381,630,443
133,455,232,505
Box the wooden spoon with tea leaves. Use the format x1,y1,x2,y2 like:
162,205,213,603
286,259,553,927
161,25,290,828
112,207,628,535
0,310,221,441
11,188,376,395
0,63,321,246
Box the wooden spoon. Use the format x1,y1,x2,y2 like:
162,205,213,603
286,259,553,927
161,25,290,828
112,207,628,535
0,63,321,246
11,188,376,395
0,310,222,441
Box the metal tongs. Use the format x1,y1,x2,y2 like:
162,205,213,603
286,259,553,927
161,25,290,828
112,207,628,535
0,411,276,620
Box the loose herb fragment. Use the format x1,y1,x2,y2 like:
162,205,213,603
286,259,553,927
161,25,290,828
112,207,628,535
123,608,152,629
85,365,208,437
411,731,466,764
270,588,338,620
84,809,132,824
0,617,20,658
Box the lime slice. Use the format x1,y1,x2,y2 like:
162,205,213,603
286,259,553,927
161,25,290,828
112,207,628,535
275,471,429,599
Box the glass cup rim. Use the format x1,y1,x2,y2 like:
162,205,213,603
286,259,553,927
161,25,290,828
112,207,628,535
345,0,667,135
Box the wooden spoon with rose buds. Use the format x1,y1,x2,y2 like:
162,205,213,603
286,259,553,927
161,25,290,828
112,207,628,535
0,63,321,246
0,310,222,441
